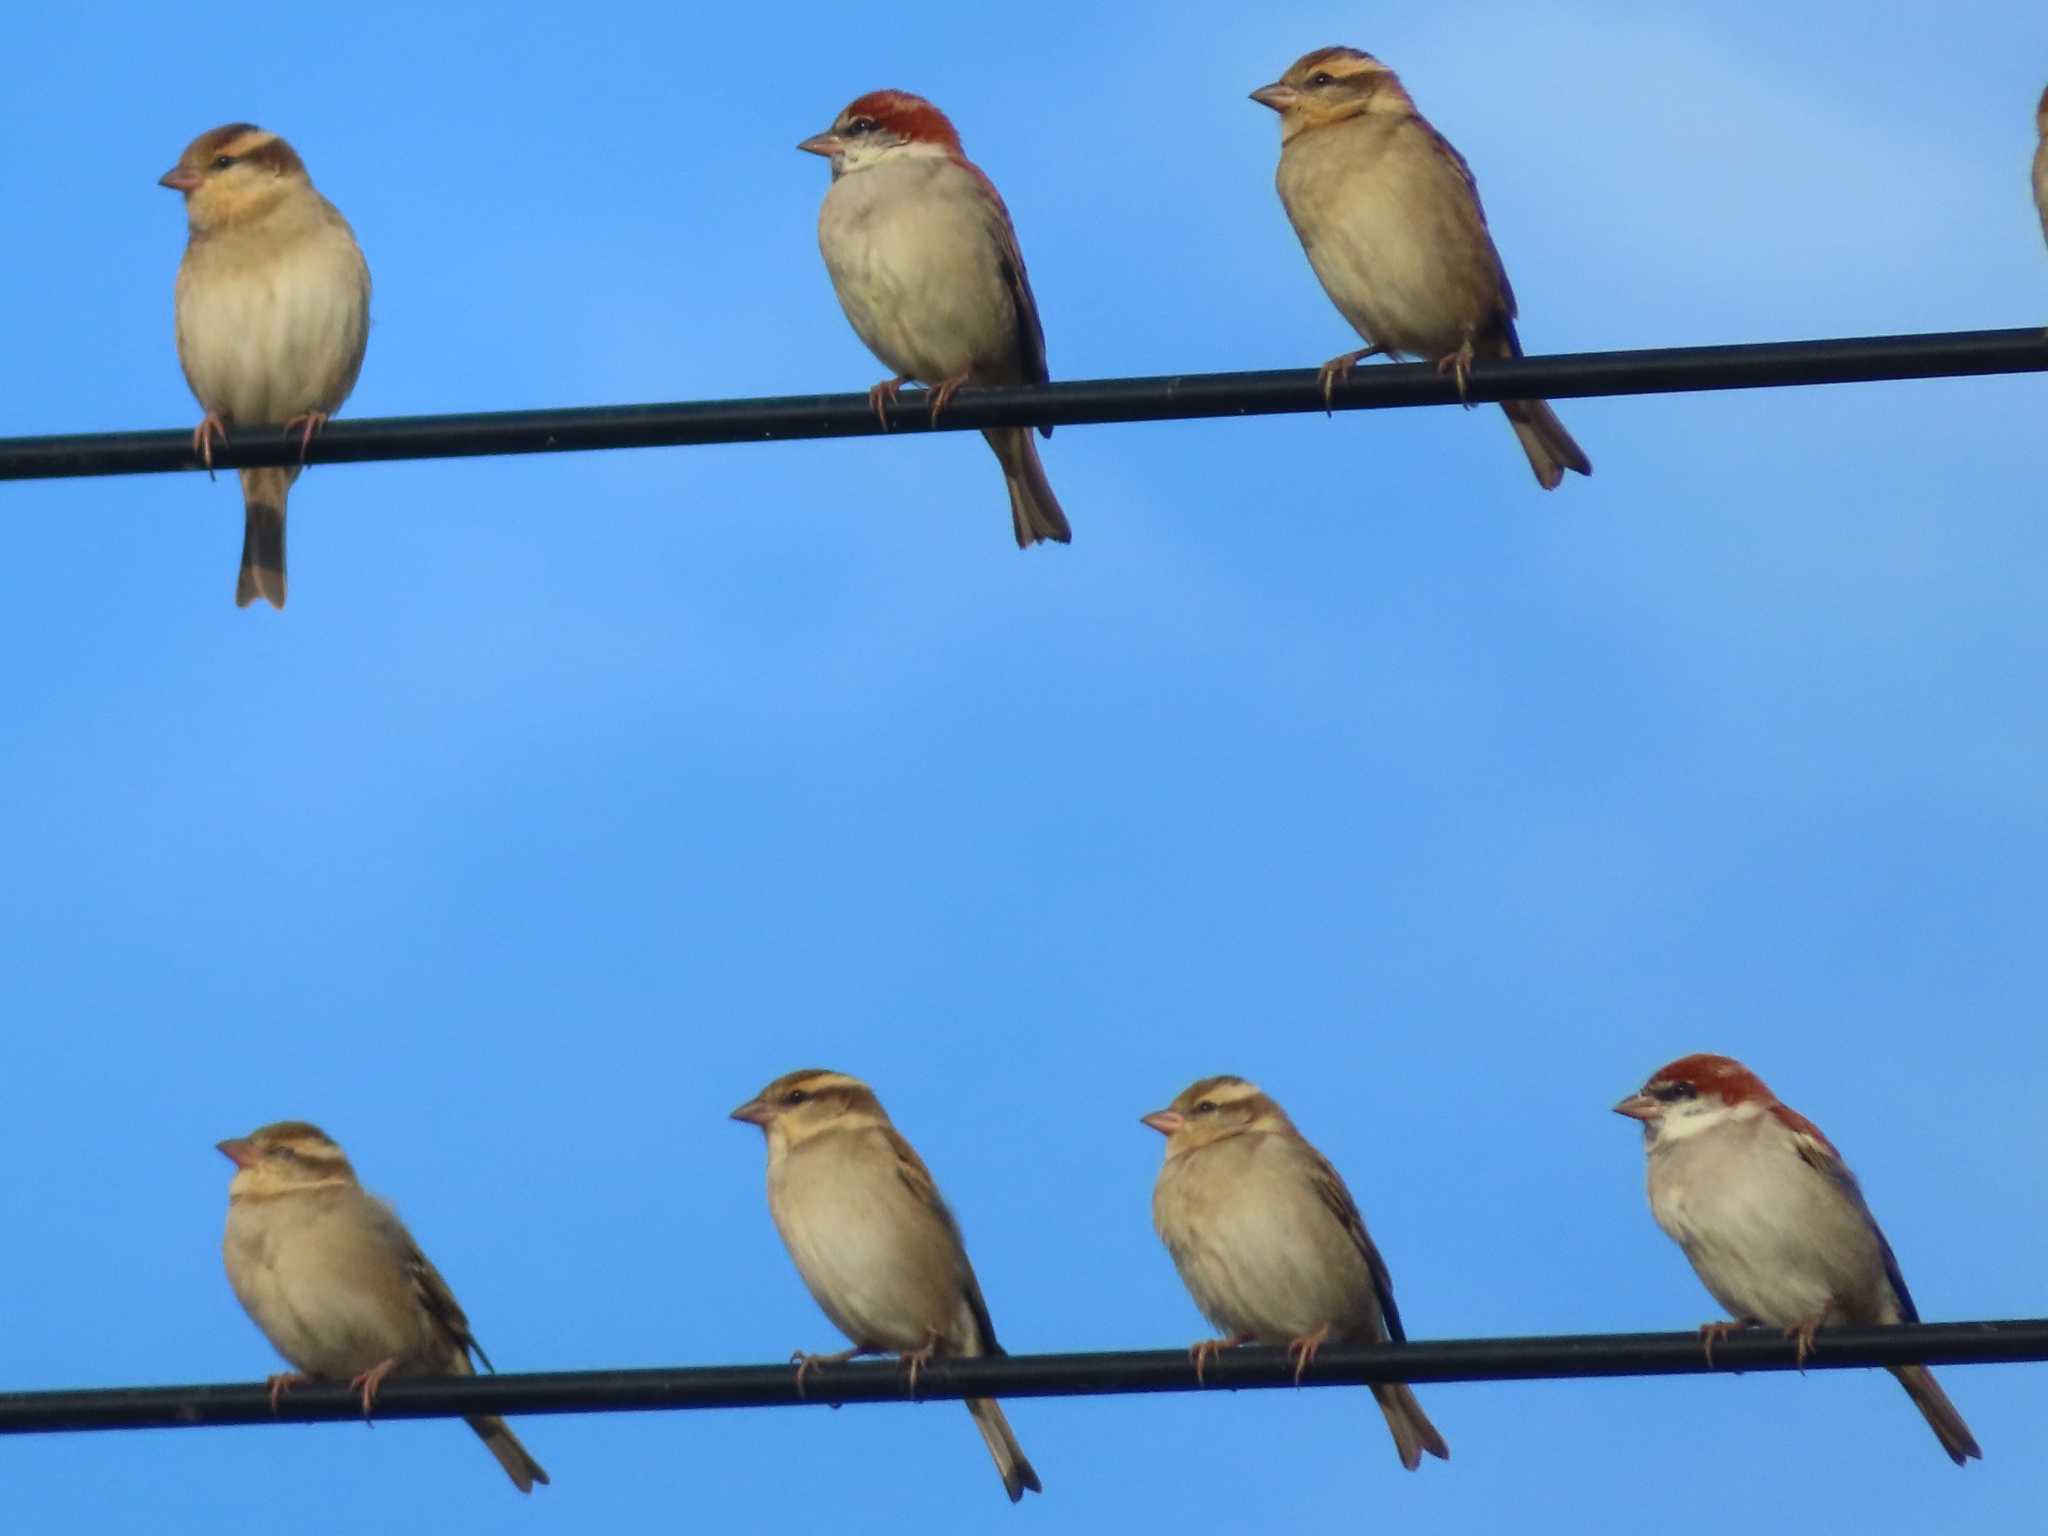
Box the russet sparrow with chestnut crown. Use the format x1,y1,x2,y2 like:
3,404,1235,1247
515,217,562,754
1617,1055,1980,1465
800,92,1070,548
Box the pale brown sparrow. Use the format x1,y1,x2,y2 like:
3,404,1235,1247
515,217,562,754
2033,84,2048,260
1251,48,1589,489
1144,1075,1448,1469
218,1122,548,1491
732,1069,1041,1500
162,124,371,607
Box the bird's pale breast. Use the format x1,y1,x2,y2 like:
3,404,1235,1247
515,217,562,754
2033,137,2048,242
1277,114,1510,360
769,1129,983,1354
1647,1117,1901,1328
175,201,368,427
224,1188,438,1379
818,156,1020,387
1156,1133,1382,1344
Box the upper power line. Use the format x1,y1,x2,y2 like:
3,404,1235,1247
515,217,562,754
2,1319,2042,1435
2,327,2043,483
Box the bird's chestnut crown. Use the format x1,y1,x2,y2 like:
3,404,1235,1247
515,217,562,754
833,90,963,151
1643,1053,1772,1105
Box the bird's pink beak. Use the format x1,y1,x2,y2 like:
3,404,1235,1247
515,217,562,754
216,1137,258,1168
1249,83,1298,113
796,132,842,158
730,1098,772,1127
1140,1110,1184,1136
1612,1092,1658,1122
159,167,200,192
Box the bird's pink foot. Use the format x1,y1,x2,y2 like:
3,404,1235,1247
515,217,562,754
347,1357,401,1419
1698,1320,1742,1367
790,1345,865,1400
1784,1319,1822,1371
1434,338,1476,406
192,413,229,478
1287,1324,1333,1386
265,1371,309,1413
926,372,972,424
1189,1333,1254,1387
867,376,913,430
283,409,330,463
899,1332,941,1398
1316,347,1384,412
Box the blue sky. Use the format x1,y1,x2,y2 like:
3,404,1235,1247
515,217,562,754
1,1,2044,1529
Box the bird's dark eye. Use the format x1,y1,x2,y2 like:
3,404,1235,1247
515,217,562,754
1193,1100,1217,1115
846,117,876,136
269,1145,296,1160
211,154,236,170
1308,72,1335,87
1650,1082,1698,1104
782,1088,809,1105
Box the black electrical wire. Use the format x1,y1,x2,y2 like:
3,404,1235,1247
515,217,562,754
2,1320,2041,1434
2,328,2044,483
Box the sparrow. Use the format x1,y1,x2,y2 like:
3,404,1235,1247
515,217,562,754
1250,48,1590,489
217,1122,549,1491
2034,83,2048,256
1142,1076,1448,1470
1615,1054,1981,1465
162,124,371,608
731,1069,1041,1501
799,92,1071,548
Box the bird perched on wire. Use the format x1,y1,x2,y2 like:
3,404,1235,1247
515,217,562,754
732,1069,1042,1501
161,124,370,608
799,91,1070,548
217,1121,549,1491
1250,48,1589,489
2034,84,2048,261
1615,1054,1981,1465
1142,1076,1449,1470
